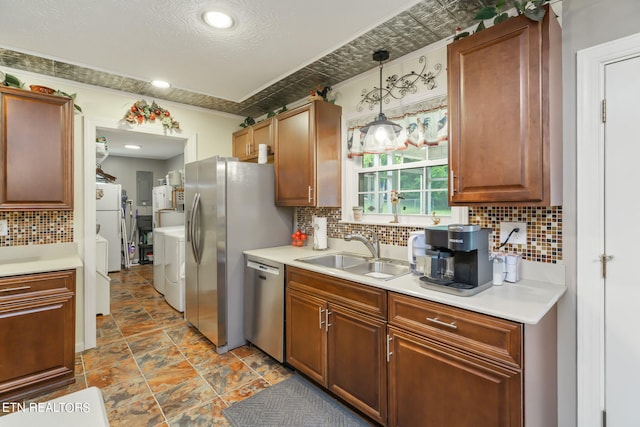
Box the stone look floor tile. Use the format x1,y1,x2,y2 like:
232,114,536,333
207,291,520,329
135,345,185,375
17,264,297,425
85,358,143,389
106,394,165,427
168,398,230,427
126,329,174,355
220,377,271,405
82,339,132,371
201,360,260,395
100,376,152,412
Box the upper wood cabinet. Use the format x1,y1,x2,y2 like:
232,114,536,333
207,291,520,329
447,6,562,205
274,101,341,207
0,86,74,210
231,118,273,162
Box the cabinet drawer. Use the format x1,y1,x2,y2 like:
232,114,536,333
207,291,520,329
0,270,75,301
287,267,386,319
388,292,521,368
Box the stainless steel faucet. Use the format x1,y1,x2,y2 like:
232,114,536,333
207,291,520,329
344,230,380,259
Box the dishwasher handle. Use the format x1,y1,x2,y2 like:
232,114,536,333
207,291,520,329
247,260,281,276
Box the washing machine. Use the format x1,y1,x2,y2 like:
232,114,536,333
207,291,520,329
164,229,185,312
152,225,183,294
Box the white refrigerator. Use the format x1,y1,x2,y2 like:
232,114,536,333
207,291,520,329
96,182,122,272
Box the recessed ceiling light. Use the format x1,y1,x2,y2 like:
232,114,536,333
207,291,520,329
151,80,171,89
203,11,234,29
124,144,141,150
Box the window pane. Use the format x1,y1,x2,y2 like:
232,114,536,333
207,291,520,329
402,146,428,163
400,168,424,191
362,154,375,168
359,172,376,193
428,144,448,161
431,191,450,215
359,193,377,213
378,193,392,214
400,191,421,214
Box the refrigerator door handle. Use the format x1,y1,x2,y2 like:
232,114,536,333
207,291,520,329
189,192,201,264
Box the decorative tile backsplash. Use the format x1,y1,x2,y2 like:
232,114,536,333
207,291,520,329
0,211,74,247
297,205,563,264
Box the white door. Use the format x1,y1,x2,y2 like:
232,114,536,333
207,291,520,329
604,54,640,426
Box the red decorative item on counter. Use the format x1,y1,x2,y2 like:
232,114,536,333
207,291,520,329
291,229,307,247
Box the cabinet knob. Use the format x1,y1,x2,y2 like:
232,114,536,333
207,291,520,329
308,186,313,203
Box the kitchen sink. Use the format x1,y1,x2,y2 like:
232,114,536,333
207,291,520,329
344,259,410,280
296,252,410,280
296,252,369,269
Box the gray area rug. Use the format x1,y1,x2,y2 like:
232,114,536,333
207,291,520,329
222,375,372,427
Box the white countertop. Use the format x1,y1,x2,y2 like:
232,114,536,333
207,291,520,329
0,243,83,277
244,245,566,325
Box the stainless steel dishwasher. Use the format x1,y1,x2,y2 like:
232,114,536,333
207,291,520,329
244,256,285,362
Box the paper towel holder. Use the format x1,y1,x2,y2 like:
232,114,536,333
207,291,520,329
312,216,329,251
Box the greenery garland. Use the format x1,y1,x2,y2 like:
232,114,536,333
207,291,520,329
124,100,180,130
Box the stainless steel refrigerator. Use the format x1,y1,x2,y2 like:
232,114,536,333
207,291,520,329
184,156,292,354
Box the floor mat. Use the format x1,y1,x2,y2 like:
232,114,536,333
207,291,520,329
222,375,371,427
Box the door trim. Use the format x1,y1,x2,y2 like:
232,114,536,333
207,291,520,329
576,31,640,427
82,117,195,350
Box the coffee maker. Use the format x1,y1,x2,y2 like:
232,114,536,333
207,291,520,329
419,224,492,296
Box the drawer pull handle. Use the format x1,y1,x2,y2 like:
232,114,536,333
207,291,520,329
0,286,31,293
426,316,458,330
318,307,325,329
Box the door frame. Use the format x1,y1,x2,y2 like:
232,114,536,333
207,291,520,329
82,117,195,350
576,31,640,426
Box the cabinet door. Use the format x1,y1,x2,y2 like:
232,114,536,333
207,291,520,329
274,104,314,206
327,304,387,425
0,270,76,402
387,327,522,427
285,288,327,386
252,118,272,158
232,127,251,160
448,14,550,204
0,87,73,210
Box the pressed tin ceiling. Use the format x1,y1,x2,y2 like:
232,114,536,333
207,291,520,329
0,0,491,118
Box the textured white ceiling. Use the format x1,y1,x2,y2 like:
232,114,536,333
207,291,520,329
0,0,423,102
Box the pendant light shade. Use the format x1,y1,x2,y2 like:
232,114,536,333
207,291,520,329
361,50,402,154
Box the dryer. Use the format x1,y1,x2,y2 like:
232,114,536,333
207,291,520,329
152,225,183,294
164,229,185,312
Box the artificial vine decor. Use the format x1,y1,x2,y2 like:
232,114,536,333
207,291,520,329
123,100,180,130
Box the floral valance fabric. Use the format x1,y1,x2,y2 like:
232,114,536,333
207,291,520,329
347,95,447,157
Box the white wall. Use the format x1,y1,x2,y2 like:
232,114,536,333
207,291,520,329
1,66,241,348
560,1,640,426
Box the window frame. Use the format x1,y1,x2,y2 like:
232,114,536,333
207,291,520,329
342,97,468,227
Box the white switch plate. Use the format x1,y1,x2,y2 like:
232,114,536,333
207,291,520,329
500,221,527,245
0,220,7,237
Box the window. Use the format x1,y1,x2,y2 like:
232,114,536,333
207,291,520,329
357,145,449,216
344,96,467,225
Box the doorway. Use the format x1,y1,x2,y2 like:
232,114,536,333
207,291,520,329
577,32,640,426
83,118,196,350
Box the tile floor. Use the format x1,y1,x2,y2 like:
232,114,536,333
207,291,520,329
6,264,292,426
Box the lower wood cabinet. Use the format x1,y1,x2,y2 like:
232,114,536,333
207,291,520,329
387,326,521,427
285,269,558,427
0,270,76,402
387,291,557,427
286,267,387,425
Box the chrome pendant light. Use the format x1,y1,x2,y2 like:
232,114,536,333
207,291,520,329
360,50,403,154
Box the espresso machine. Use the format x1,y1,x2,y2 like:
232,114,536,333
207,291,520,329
419,224,492,296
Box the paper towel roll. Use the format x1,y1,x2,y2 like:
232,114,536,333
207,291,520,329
258,144,268,164
313,217,328,250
